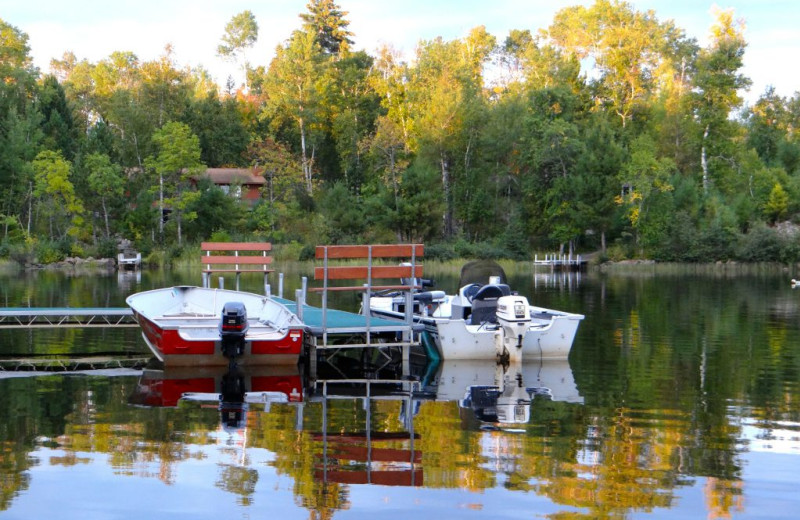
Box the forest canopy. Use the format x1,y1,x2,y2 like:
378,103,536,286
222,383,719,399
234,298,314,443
1,0,799,264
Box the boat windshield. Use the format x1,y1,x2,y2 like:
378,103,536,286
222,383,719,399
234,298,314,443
458,260,507,287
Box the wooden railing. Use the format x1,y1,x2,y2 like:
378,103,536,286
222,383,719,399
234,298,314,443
200,242,273,291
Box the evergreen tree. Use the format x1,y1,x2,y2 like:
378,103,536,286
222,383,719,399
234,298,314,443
300,0,355,56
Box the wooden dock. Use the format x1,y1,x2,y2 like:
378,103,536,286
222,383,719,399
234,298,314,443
534,253,588,271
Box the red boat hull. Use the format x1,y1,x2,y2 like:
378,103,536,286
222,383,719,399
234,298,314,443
134,311,304,367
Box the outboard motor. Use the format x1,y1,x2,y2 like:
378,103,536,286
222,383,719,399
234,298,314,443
219,301,249,361
494,295,531,364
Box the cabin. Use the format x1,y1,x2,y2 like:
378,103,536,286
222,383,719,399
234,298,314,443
193,168,266,206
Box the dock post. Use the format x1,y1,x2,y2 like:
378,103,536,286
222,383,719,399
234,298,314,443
278,273,284,299
363,283,371,346
301,276,308,301
295,289,304,322
218,276,224,290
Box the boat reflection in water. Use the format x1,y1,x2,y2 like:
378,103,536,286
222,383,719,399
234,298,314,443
128,364,304,431
433,359,583,427
128,354,582,487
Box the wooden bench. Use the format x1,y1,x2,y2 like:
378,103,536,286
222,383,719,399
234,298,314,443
311,244,424,293
307,244,424,347
200,242,273,291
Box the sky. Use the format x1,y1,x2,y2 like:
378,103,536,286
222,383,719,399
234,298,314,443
2,0,798,105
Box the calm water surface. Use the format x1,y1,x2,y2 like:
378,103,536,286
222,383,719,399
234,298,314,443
0,263,798,519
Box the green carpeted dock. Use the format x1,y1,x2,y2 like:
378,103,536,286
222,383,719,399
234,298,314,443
273,297,412,335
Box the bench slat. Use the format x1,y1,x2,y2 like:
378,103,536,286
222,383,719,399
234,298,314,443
201,256,273,265
308,284,419,292
202,268,274,273
201,242,272,252
314,265,423,281
315,244,423,259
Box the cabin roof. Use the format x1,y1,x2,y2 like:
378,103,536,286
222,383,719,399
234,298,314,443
199,168,266,186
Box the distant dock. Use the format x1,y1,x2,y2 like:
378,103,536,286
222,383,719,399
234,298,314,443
534,253,587,272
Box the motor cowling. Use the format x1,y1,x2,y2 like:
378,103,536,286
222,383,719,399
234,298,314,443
219,301,249,360
494,295,531,364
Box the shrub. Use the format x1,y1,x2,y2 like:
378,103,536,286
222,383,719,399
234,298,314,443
35,241,64,264
735,224,782,262
425,243,457,261
209,229,232,243
95,238,118,259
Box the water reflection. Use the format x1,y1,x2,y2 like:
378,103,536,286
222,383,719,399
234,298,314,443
3,267,800,518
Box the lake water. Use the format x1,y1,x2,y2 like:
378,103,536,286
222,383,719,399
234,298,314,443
0,263,798,519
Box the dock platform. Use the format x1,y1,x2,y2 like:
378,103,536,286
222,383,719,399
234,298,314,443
534,253,587,271
0,307,137,328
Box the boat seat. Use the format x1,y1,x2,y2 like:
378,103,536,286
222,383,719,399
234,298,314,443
469,299,499,325
461,283,481,302
413,290,445,304
471,284,511,301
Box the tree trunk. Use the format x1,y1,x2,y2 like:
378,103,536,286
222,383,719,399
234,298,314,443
701,124,710,195
102,198,110,237
158,172,164,237
440,152,452,238
299,118,312,195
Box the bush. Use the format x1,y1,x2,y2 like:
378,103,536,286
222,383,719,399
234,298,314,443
209,229,232,243
298,243,316,261
144,249,169,268
35,241,64,264
735,224,782,262
425,243,457,261
95,238,118,259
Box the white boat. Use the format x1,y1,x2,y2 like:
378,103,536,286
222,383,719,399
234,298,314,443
126,286,305,367
368,260,584,363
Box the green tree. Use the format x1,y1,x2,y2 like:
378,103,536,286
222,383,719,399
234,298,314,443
0,19,41,238
146,121,205,244
546,0,691,128
408,28,494,238
694,7,751,195
299,0,354,56
617,134,676,246
38,75,78,160
262,30,328,195
182,93,249,167
31,150,85,240
764,182,789,224
217,10,259,89
85,152,125,237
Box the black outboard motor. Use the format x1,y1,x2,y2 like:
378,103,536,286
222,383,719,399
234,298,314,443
219,301,249,361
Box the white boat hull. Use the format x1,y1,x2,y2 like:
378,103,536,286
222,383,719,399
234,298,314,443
428,308,583,360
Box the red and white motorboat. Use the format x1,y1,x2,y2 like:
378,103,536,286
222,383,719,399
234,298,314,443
126,286,305,367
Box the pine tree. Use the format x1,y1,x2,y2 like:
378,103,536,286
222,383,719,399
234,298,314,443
299,0,355,55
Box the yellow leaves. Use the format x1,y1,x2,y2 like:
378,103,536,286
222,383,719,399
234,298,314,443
629,206,641,226
709,6,746,45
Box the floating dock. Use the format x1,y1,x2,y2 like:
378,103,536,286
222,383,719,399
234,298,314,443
0,307,138,328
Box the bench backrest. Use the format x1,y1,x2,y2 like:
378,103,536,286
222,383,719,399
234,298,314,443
313,244,424,289
200,242,273,291
201,242,272,267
